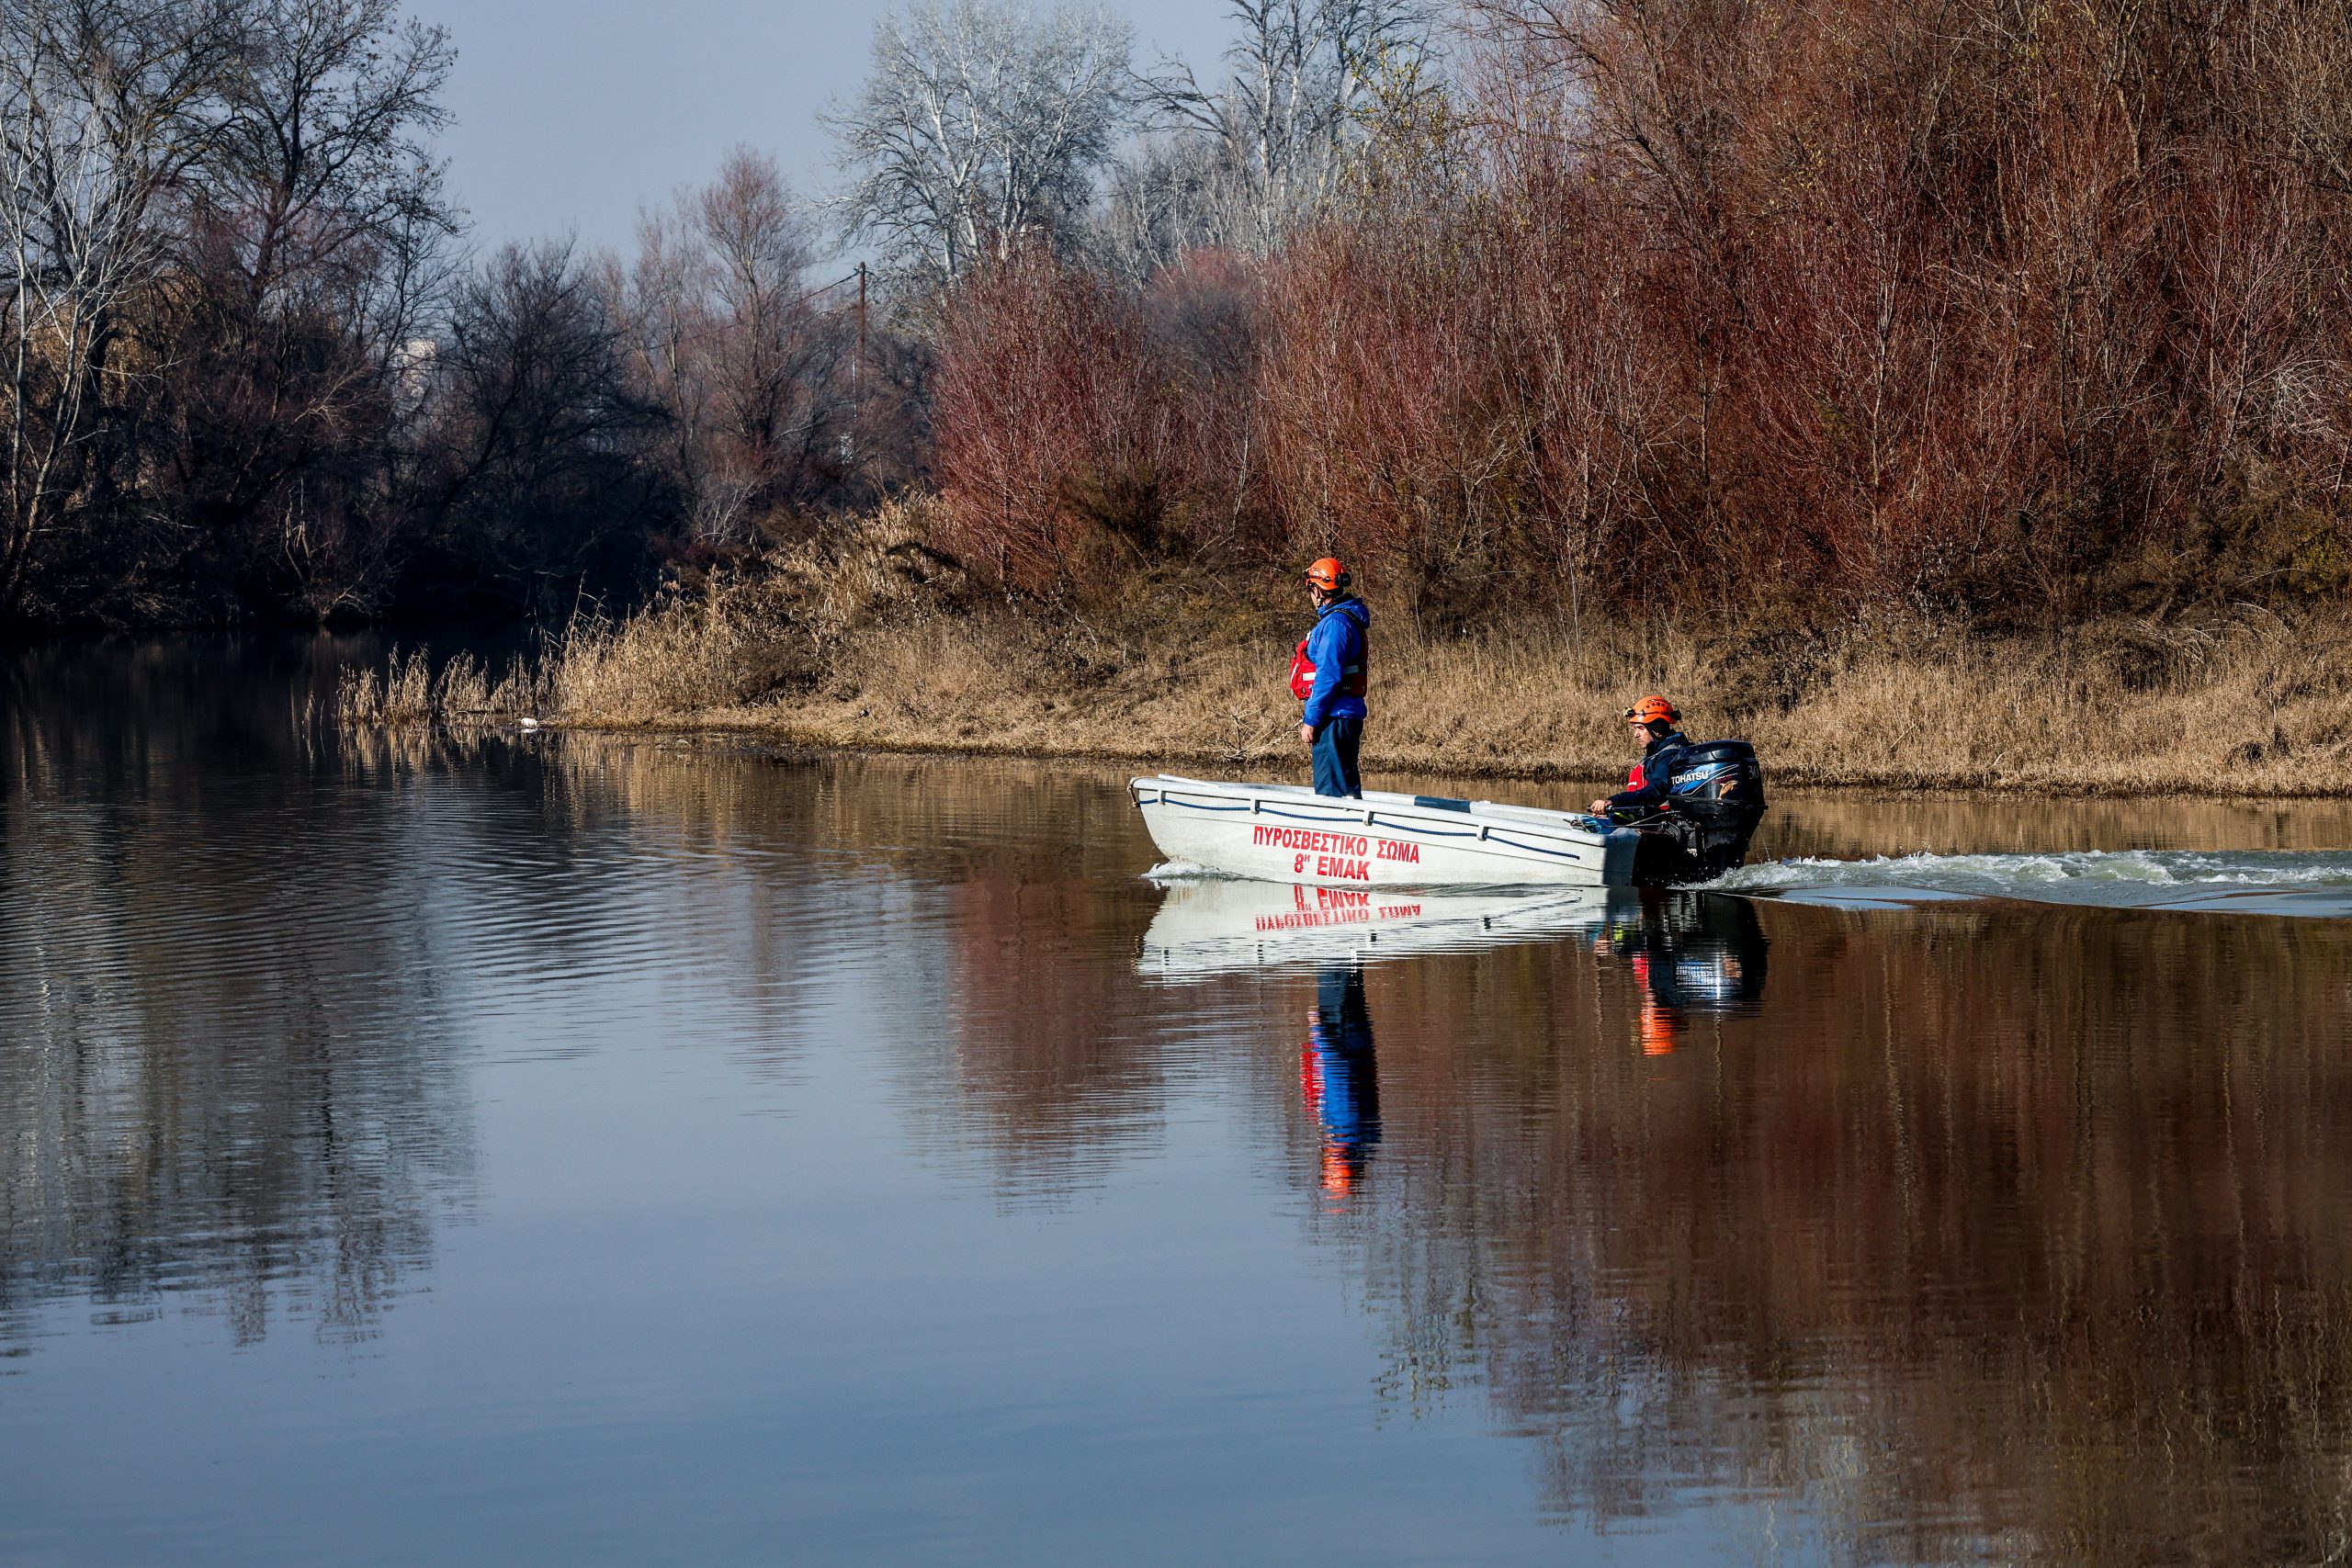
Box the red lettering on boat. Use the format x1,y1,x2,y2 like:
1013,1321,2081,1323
1254,908,1371,931
1251,825,1372,856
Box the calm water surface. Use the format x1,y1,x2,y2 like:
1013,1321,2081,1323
7,638,2352,1565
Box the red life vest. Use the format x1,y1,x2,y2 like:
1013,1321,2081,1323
1298,639,1374,700
1289,639,1317,700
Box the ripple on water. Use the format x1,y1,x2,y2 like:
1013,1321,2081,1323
1718,847,2352,916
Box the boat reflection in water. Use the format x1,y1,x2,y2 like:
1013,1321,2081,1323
1146,877,1772,1196
1139,876,1632,976
1144,875,1769,1037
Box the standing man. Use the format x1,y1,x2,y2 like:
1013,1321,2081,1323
1295,558,1370,798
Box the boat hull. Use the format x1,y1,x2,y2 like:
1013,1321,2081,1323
1130,775,1636,888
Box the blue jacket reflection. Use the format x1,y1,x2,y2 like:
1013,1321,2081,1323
1304,967,1381,1190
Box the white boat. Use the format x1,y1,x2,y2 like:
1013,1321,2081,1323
1128,774,1638,888
1139,876,1634,977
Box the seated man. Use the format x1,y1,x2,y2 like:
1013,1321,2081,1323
1589,696,1770,884
1589,695,1690,820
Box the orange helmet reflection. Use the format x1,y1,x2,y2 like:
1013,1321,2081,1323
1639,998,1685,1056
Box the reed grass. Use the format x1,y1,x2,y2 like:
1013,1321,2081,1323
334,649,546,729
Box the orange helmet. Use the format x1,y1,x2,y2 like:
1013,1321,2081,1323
1624,694,1680,727
1304,557,1351,592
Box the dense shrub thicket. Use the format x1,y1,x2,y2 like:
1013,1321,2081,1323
935,0,2352,631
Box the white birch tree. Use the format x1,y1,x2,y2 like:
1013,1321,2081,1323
1107,0,1430,276
827,0,1135,292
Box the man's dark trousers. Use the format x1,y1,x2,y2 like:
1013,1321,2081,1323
1312,716,1363,798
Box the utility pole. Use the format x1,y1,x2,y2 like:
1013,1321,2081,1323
854,263,867,474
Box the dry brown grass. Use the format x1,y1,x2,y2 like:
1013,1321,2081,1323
343,507,2352,795
334,648,546,729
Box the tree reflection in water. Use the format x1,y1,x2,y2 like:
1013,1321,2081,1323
942,853,2352,1563
1348,899,2352,1564
1,638,474,1348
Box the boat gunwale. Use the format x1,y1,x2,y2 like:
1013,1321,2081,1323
1132,773,1615,852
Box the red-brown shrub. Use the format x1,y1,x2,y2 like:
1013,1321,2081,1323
939,0,2352,629
932,243,1274,597
1259,225,1524,626
932,245,1166,594
1134,247,1272,566
1448,0,2352,621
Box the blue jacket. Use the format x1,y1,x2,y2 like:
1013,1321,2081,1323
1301,596,1370,729
1607,729,1692,815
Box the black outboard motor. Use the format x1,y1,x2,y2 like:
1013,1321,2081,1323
1629,739,1768,886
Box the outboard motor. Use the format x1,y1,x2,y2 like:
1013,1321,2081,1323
1631,739,1768,886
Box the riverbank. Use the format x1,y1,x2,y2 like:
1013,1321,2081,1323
335,514,2352,797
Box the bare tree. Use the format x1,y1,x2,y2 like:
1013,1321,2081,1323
168,0,458,616
612,148,848,547
827,0,1136,292
203,0,452,307
1093,130,1227,280
425,239,662,609
0,0,235,623
693,149,842,536
1114,0,1431,272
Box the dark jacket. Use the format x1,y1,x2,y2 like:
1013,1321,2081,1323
1607,729,1693,815
1301,596,1370,729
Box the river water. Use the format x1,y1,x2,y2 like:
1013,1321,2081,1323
7,637,2352,1565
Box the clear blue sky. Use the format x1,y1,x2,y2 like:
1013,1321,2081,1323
427,0,1237,254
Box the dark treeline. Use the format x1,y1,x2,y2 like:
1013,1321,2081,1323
16,0,2352,637
0,0,901,635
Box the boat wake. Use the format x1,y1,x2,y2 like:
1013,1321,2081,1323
1716,849,2352,917
1145,859,1228,881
